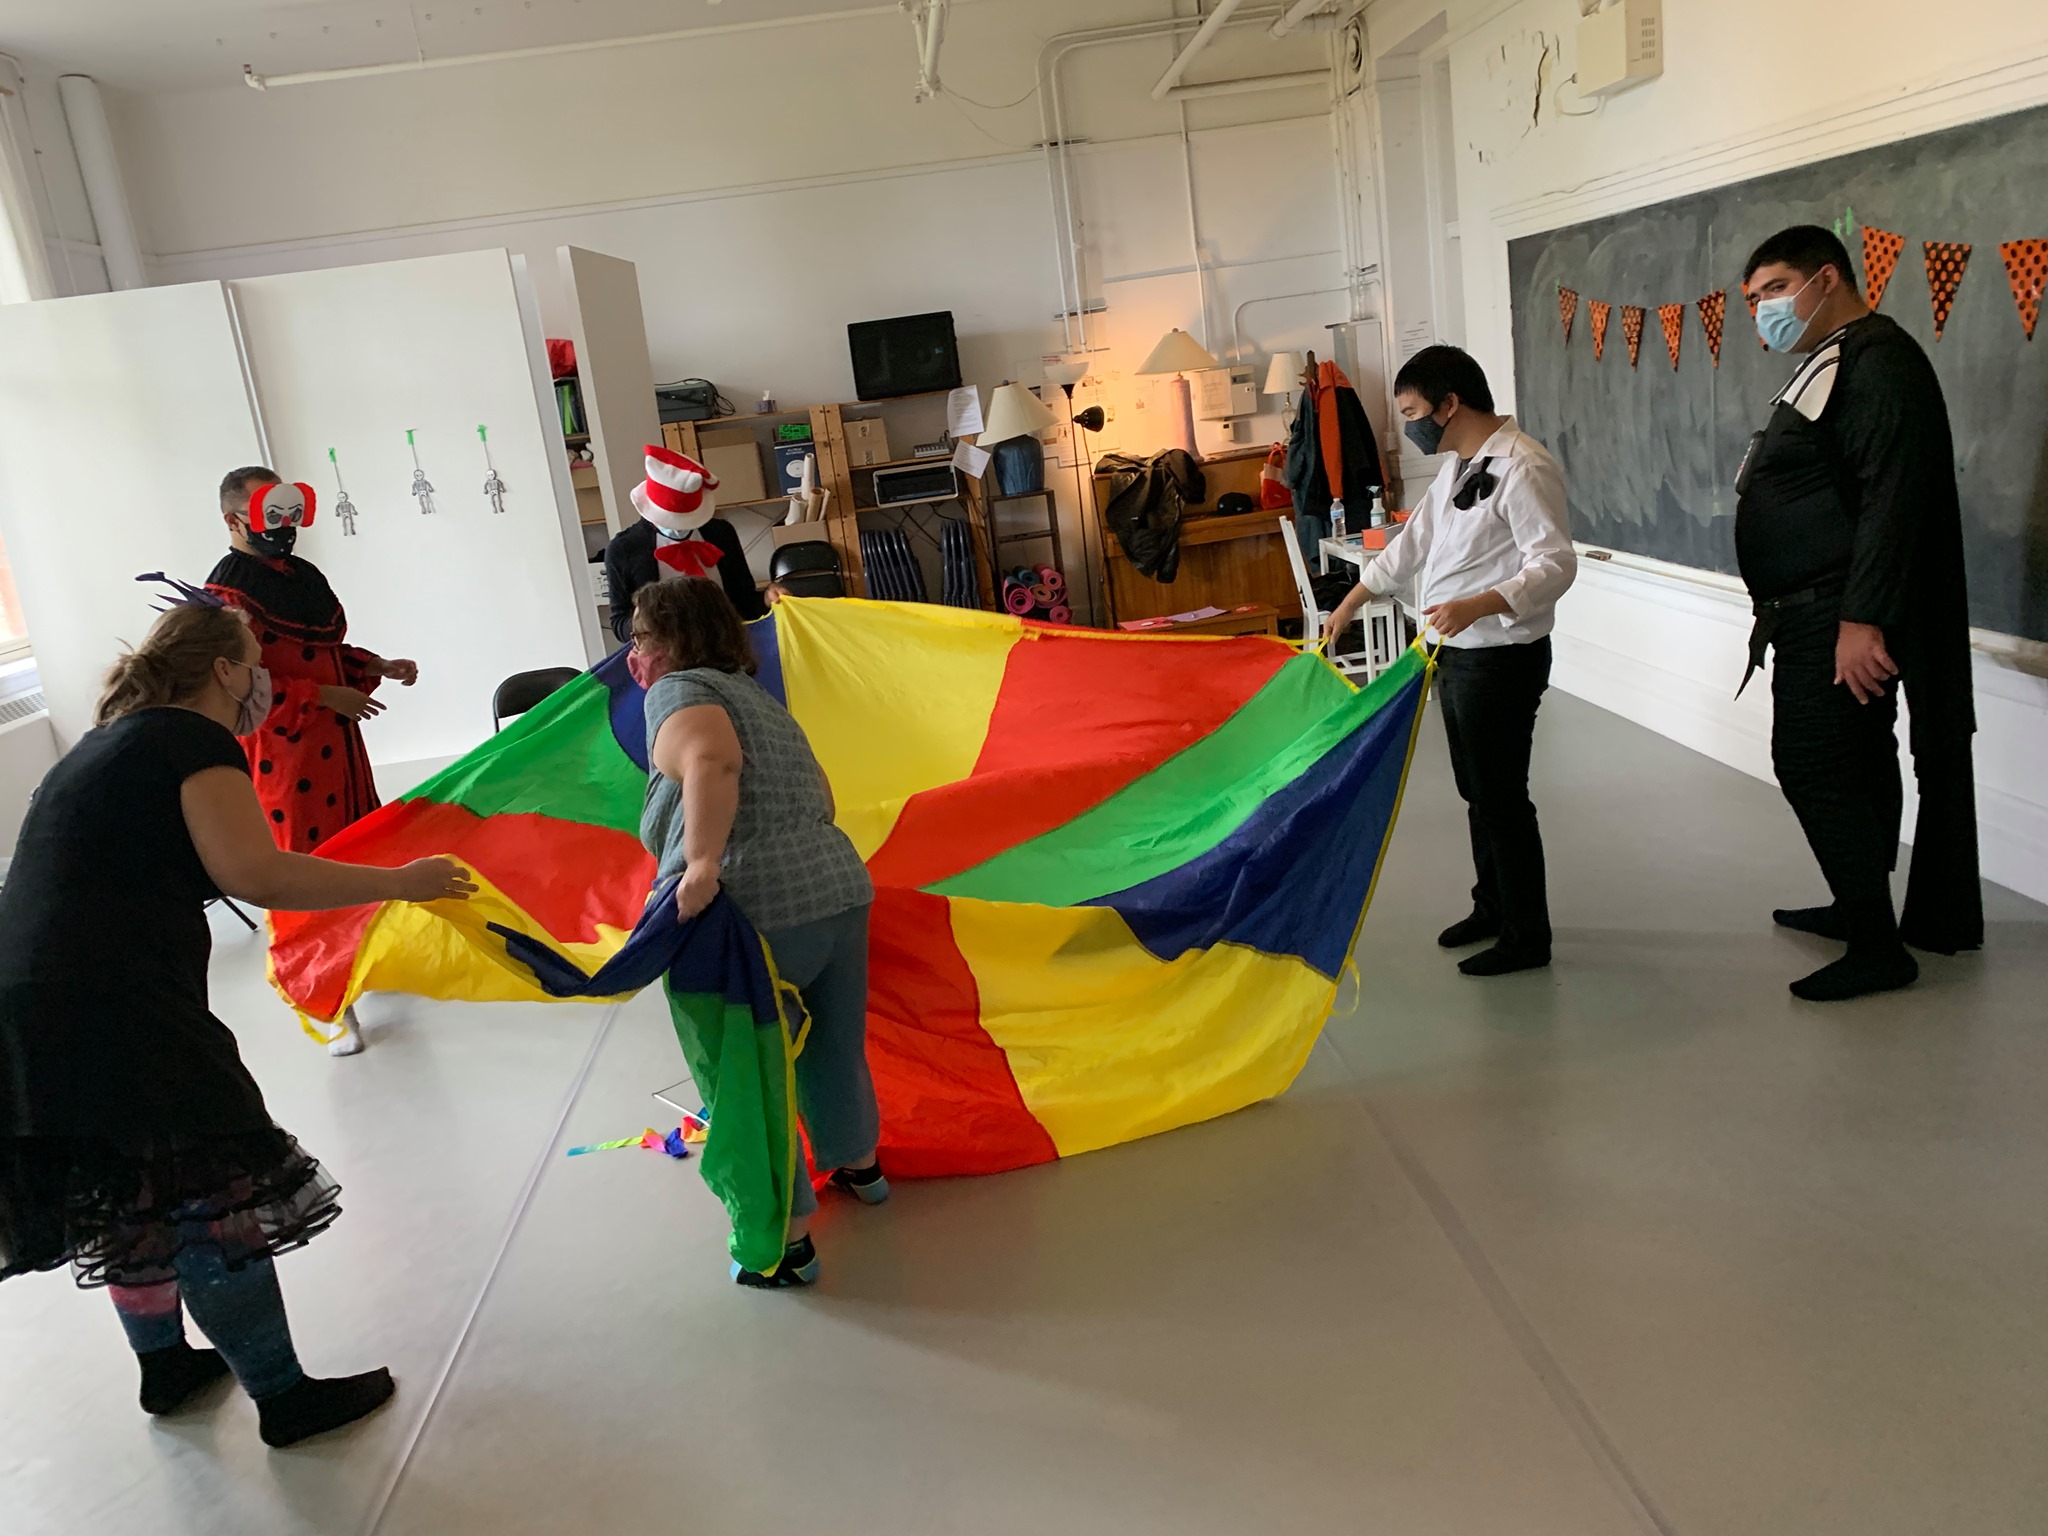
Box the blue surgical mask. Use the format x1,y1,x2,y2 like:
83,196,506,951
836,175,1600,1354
1755,272,1819,353
1403,411,1448,456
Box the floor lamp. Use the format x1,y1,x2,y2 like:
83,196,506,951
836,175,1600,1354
1043,359,1106,625
1137,327,1220,462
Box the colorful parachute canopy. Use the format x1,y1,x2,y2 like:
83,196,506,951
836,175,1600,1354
269,599,1431,1178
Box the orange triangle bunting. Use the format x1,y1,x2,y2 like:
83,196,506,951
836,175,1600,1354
1590,299,1612,361
1658,303,1685,370
1998,238,2046,341
1621,304,1646,368
1862,226,1904,310
1559,285,1579,344
1697,290,1727,368
1923,241,1972,340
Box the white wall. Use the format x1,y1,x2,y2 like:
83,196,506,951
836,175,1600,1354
105,1,1347,613
1345,0,2048,904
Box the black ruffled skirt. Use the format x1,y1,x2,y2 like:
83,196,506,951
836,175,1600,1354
0,1127,340,1289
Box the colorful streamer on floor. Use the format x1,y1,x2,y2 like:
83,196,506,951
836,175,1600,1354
268,600,1431,1176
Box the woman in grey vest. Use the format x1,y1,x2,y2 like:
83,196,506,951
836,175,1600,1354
631,579,885,1288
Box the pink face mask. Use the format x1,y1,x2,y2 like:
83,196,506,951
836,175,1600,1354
627,646,672,691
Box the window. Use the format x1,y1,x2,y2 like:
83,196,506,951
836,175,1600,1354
0,58,52,659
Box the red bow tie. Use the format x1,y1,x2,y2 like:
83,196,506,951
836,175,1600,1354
652,537,723,579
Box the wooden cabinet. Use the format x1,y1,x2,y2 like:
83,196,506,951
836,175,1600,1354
1095,446,1300,626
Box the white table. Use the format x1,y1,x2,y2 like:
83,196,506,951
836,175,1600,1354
1316,533,1418,675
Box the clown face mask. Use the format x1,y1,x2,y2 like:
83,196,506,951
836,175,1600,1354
243,480,318,559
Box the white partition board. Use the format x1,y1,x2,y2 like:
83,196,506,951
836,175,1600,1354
558,246,661,536
231,250,594,768
0,282,264,748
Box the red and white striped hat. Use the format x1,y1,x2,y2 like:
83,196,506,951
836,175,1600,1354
629,443,718,531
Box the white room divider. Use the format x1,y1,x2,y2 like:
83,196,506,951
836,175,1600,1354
0,250,597,775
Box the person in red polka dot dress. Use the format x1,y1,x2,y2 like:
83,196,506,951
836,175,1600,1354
206,467,419,1056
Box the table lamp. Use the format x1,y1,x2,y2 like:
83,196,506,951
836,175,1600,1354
1137,327,1219,461
981,381,1059,496
1264,350,1308,420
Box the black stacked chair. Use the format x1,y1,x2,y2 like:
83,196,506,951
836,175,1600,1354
769,540,847,599
492,666,583,732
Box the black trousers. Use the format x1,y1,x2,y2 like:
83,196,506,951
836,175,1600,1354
1436,637,1553,952
1768,603,1983,947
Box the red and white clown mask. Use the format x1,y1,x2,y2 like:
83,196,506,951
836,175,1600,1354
249,481,317,531
630,444,723,581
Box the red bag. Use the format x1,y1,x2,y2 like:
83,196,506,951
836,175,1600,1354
1258,442,1291,510
546,338,578,380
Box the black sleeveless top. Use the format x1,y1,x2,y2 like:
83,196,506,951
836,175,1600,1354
0,709,272,1138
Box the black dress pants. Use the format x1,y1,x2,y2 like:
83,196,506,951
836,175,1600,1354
1769,602,1983,948
1436,637,1553,952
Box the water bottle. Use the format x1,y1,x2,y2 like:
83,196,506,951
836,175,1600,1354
1330,499,1347,540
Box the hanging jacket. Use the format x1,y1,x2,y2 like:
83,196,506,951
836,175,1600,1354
1284,361,1385,523
1096,449,1207,583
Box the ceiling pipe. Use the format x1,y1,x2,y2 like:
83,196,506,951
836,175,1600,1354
1161,69,1330,101
1270,0,1338,37
1151,0,1247,101
56,75,145,291
244,4,899,88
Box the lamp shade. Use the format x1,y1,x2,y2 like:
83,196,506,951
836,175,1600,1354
1042,359,1088,389
1137,328,1219,376
981,381,1059,444
1263,350,1307,394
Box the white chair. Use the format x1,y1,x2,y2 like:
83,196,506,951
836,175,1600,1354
1280,516,1387,680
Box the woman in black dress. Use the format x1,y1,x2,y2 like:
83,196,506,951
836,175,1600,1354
0,600,473,1447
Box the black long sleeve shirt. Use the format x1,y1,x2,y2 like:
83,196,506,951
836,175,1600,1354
603,515,766,642
1735,313,1970,674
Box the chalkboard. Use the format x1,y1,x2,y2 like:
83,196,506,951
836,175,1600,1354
1508,102,2048,642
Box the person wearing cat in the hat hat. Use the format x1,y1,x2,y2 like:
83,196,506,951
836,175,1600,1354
602,444,767,643
206,467,420,1057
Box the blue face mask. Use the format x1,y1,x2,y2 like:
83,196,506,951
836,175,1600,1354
1755,271,1819,353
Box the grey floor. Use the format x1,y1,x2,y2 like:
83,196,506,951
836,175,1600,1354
4,692,2044,1535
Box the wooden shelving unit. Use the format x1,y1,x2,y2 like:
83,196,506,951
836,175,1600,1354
663,389,998,609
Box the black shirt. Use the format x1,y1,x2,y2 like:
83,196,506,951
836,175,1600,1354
1735,313,1970,670
0,709,272,1138
603,517,766,642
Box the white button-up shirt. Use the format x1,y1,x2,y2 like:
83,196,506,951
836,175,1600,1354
1359,417,1576,649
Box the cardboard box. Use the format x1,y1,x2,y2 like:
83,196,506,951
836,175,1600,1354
844,416,892,466
771,522,832,550
697,427,768,504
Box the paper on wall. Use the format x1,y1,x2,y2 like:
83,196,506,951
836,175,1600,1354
946,385,984,437
951,439,991,477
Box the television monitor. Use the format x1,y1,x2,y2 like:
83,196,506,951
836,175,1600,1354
847,311,962,401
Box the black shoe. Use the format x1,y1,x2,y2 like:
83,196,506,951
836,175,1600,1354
1788,945,1918,1002
1773,903,1849,941
829,1163,890,1205
1437,912,1502,949
732,1234,821,1289
1458,944,1550,977
257,1369,396,1448
138,1343,232,1416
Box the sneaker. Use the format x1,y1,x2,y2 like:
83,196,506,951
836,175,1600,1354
829,1163,890,1205
732,1234,821,1289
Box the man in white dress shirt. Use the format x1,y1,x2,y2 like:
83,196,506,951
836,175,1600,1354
1328,346,1577,976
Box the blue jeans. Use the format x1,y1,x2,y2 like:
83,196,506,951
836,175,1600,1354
764,903,878,1219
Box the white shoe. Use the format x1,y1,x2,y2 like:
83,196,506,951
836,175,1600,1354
328,1008,366,1057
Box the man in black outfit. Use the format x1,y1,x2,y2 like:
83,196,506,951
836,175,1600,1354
604,512,765,643
1737,225,1982,1002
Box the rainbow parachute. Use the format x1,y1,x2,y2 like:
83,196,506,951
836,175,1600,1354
270,599,1430,1185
